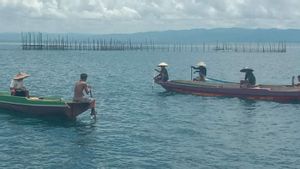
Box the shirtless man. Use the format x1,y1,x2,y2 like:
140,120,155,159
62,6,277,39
73,73,96,116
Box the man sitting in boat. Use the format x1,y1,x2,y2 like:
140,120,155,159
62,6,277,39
191,61,207,81
240,67,256,87
10,72,30,97
73,73,96,116
154,62,169,82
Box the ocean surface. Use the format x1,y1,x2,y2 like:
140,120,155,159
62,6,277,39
0,43,300,168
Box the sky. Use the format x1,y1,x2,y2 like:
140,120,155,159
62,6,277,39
1,0,300,34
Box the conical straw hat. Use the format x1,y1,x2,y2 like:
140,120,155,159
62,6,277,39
13,72,30,80
196,61,206,67
240,67,254,72
158,62,168,67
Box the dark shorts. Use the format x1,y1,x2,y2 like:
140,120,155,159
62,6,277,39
13,89,28,97
73,97,94,103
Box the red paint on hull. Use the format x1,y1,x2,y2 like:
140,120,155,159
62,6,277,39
157,80,300,102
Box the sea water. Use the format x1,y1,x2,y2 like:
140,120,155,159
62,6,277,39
0,43,300,168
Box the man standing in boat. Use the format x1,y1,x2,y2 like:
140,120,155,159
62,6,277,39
10,72,30,97
154,62,169,82
73,73,96,117
191,61,207,81
240,67,256,87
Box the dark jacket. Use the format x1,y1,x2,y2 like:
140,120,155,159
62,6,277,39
192,66,207,76
155,67,169,82
160,67,169,82
245,72,256,85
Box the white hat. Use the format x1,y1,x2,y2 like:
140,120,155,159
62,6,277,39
158,62,168,67
13,72,30,80
196,62,206,67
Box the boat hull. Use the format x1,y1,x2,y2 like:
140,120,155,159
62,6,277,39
0,92,91,120
156,80,300,102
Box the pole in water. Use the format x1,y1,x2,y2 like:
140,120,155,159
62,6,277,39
89,88,96,120
190,66,193,80
89,88,93,98
152,71,156,91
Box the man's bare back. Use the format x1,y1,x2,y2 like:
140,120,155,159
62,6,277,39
73,80,88,101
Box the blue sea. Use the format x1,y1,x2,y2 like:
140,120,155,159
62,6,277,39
0,43,300,168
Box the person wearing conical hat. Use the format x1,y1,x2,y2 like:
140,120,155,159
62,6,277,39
10,72,30,97
191,61,207,81
154,62,169,82
240,67,256,87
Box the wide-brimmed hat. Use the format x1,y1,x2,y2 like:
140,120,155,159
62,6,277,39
240,67,254,73
13,72,30,80
158,62,168,67
196,61,206,67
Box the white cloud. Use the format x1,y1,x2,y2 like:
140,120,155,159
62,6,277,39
0,0,300,33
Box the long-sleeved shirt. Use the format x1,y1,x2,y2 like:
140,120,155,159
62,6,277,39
245,72,256,85
10,79,25,90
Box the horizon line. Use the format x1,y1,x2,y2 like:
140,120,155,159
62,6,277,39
1,27,300,35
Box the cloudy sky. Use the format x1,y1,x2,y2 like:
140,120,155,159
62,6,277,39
0,0,300,34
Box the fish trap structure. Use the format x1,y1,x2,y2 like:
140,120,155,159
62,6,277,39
20,32,287,53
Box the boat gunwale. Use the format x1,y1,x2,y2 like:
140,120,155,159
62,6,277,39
0,100,67,107
168,80,300,93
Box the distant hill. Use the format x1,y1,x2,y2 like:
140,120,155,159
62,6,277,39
1,28,300,43
0,33,20,42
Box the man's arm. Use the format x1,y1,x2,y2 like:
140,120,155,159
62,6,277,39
9,80,15,89
83,83,90,95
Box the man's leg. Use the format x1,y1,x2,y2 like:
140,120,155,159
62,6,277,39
90,99,97,116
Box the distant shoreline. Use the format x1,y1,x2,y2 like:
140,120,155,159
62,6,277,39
1,28,300,43
0,42,21,45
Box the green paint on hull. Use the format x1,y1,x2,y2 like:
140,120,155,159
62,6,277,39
0,91,67,106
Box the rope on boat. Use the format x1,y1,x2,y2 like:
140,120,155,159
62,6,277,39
65,102,71,109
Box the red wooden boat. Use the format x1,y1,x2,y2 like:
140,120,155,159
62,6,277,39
155,80,300,102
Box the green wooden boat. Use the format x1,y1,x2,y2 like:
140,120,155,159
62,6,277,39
0,91,91,120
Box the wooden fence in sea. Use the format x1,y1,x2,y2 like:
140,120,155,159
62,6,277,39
20,32,287,53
